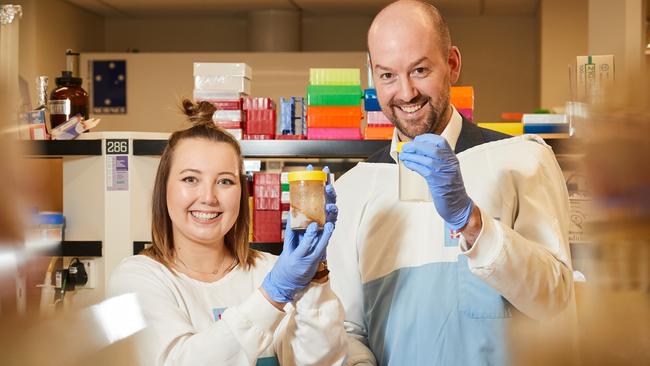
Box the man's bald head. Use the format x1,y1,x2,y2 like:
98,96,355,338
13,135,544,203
366,0,461,139
368,0,452,58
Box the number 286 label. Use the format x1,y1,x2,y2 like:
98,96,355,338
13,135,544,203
106,139,129,155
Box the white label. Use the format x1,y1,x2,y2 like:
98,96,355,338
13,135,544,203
49,100,70,115
106,155,129,191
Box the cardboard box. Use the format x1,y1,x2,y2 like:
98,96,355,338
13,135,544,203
193,63,252,79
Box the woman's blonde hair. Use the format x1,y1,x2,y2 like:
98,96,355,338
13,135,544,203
142,98,259,270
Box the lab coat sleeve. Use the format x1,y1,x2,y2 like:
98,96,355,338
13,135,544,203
327,167,378,366
460,138,574,320
274,282,348,365
108,260,285,366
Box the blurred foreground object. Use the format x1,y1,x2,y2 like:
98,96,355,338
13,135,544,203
0,293,147,366
510,90,649,365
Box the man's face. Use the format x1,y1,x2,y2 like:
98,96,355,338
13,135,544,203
369,23,460,139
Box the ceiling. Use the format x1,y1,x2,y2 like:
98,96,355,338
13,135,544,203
65,0,540,17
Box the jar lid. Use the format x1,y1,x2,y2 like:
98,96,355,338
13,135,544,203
287,171,327,182
396,142,406,152
37,212,65,225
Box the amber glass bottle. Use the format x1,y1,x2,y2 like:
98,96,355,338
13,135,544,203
48,71,89,130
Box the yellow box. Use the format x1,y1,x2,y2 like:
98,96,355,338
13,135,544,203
477,122,523,135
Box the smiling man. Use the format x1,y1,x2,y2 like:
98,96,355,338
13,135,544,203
327,1,574,365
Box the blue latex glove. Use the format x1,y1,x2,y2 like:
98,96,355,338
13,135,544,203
399,134,474,230
261,166,337,303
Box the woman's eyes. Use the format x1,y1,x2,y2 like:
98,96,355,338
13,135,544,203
181,176,236,185
217,178,236,186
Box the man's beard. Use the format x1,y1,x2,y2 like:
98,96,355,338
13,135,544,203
384,90,450,139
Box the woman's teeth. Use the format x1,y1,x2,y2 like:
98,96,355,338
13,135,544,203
191,211,219,220
398,103,424,113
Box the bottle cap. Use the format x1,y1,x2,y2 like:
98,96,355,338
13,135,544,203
396,142,406,152
287,171,327,182
55,71,82,86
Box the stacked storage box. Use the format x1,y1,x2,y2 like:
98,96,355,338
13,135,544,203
363,88,394,140
522,113,569,136
280,173,291,239
243,97,276,140
253,172,281,242
478,113,568,137
451,86,474,122
193,63,252,139
277,97,306,139
306,69,363,140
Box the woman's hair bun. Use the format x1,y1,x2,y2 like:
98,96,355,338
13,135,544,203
181,98,216,126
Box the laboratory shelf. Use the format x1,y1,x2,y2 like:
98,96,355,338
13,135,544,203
22,139,103,157
133,139,391,158
21,135,577,158
45,241,103,257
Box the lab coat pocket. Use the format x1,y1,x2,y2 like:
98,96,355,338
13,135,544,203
457,255,512,319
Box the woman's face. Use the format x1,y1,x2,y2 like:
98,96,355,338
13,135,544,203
166,138,241,248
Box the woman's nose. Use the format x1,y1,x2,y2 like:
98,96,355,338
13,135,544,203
200,183,218,205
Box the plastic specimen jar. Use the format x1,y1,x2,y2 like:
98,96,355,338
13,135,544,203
287,171,327,229
397,142,432,202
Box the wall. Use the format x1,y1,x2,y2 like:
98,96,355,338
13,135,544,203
105,17,248,52
539,0,589,109
301,15,372,51
102,14,540,121
17,0,105,107
447,15,540,120
80,52,368,132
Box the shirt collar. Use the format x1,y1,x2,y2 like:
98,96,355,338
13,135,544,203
389,105,463,162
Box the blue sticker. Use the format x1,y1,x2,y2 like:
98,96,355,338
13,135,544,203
444,224,461,247
212,307,226,321
92,60,126,114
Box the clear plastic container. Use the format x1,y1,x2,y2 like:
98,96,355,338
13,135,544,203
26,212,65,244
288,171,327,229
397,142,432,202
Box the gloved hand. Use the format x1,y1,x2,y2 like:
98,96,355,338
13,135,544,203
399,134,474,230
261,166,338,303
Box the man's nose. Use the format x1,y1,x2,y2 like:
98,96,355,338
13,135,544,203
396,76,418,103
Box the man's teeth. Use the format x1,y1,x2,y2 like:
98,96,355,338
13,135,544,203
399,103,424,113
191,211,219,220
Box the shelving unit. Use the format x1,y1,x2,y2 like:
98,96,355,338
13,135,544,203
52,241,103,257
23,139,103,157
135,139,389,158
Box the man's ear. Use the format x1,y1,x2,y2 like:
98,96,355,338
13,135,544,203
448,46,461,84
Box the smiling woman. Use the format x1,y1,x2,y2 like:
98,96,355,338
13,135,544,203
107,99,347,366
146,99,254,277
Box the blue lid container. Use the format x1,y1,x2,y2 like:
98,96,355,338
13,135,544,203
37,212,65,225
364,88,381,111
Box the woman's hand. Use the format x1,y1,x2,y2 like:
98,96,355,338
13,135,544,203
261,167,338,304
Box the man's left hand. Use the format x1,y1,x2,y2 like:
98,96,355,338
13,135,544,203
400,133,474,231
